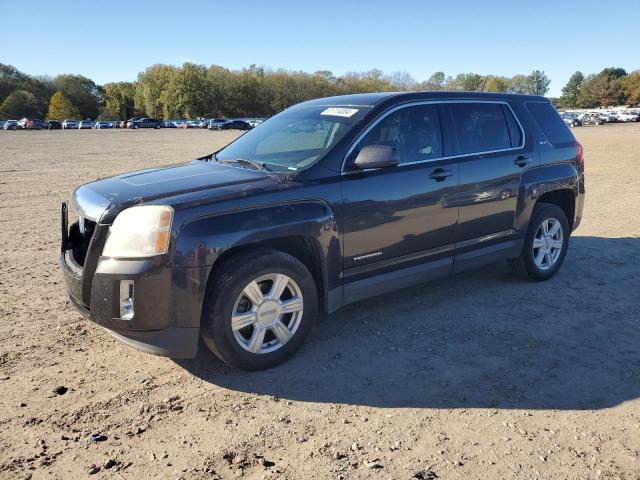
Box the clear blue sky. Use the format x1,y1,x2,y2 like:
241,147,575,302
2,0,638,96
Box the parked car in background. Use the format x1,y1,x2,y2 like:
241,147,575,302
63,119,78,129
580,113,605,125
206,118,226,130
94,121,115,129
18,118,48,130
78,120,94,129
163,120,177,128
127,117,164,129
561,114,582,127
217,119,253,130
123,117,141,129
184,120,202,128
615,111,639,122
48,120,62,130
3,120,19,130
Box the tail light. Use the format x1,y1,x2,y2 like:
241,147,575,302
575,142,584,169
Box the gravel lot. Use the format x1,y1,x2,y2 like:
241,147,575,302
0,125,639,479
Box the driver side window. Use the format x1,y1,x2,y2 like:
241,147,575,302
353,104,443,165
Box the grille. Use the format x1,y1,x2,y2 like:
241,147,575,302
68,218,96,267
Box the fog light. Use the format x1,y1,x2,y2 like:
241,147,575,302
119,280,134,320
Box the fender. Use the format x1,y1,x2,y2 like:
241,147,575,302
516,162,579,232
171,200,342,314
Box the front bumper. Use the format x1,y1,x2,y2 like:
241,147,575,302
61,250,204,359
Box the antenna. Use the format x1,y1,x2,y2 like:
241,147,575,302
480,76,488,92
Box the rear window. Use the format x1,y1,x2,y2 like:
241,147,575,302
525,102,575,145
450,103,515,155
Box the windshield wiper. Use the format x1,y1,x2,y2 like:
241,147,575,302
211,154,269,172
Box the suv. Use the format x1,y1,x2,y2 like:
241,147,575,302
60,92,585,370
127,117,163,129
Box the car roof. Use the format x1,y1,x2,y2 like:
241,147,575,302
298,91,549,108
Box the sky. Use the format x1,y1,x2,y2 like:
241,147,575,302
2,0,639,97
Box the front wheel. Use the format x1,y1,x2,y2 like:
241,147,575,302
507,203,570,281
201,249,318,370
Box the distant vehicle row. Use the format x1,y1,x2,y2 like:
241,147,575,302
1,117,263,130
559,109,640,127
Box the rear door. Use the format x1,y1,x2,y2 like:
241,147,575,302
446,101,537,243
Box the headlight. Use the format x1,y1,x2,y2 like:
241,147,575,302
102,205,173,258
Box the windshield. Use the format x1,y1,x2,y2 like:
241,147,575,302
215,104,371,170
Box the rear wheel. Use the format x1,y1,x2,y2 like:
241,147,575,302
201,249,317,370
508,203,570,281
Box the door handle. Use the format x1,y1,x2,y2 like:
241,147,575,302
428,168,453,181
514,156,532,167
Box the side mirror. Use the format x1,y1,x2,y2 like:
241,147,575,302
353,145,400,170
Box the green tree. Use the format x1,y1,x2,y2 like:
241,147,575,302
559,71,584,108
578,68,627,107
447,73,484,91
415,71,446,91
508,74,530,94
46,91,80,120
622,71,640,106
134,64,176,118
104,82,136,120
53,74,102,118
0,64,55,117
0,64,33,103
483,76,509,92
166,63,211,118
528,70,551,96
0,89,38,119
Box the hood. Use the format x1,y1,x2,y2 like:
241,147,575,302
71,160,273,223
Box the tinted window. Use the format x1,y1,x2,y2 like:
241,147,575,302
354,104,443,165
526,102,575,144
451,103,512,155
501,105,523,147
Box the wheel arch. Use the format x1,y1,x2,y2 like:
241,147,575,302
206,235,329,314
518,163,579,233
536,188,576,230
172,201,342,319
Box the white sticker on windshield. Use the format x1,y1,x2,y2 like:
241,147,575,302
321,107,359,118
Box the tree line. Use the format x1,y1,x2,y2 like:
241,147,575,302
0,62,638,121
558,68,640,108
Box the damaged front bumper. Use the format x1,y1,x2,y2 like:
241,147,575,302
60,202,203,359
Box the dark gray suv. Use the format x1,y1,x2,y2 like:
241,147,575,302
61,92,585,370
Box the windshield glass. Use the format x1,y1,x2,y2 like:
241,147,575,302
215,104,371,170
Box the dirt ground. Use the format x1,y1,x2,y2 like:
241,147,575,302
0,124,639,480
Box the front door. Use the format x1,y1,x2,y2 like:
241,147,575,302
341,103,459,274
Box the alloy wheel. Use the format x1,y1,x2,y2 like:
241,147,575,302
532,217,564,270
231,273,304,354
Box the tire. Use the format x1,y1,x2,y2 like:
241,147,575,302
155,124,160,129
507,203,570,281
133,124,139,129
201,249,318,370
